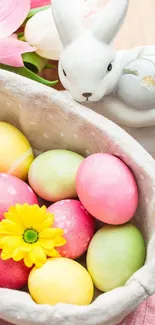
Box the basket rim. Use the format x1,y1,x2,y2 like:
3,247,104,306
0,68,155,325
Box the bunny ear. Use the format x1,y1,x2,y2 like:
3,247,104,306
91,0,129,44
52,0,83,47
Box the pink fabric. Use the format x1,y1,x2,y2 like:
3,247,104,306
120,295,155,325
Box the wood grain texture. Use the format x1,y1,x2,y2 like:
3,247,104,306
114,0,155,49
90,0,155,49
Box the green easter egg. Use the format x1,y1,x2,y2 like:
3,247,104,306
86,224,146,292
28,149,84,202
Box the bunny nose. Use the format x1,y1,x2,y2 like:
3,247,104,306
82,92,92,98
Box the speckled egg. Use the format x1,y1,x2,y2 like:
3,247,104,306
87,224,146,292
28,258,94,305
28,149,84,202
76,153,138,225
0,173,38,220
0,252,31,289
0,122,34,180
48,199,95,259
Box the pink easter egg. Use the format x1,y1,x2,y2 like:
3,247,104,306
76,153,138,225
0,173,38,220
48,199,95,259
0,252,31,289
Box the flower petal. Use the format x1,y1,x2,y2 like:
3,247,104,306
39,236,66,249
0,229,13,237
4,206,25,229
0,203,66,268
1,250,13,260
25,3,100,62
18,243,32,253
15,204,46,230
9,33,18,39
39,228,64,239
24,8,63,61
0,38,36,67
0,220,23,235
0,0,30,38
40,215,54,230
0,235,21,249
12,248,25,261
28,243,47,267
12,243,31,261
54,237,66,247
24,255,33,268
43,247,60,258
30,0,51,9
39,238,56,249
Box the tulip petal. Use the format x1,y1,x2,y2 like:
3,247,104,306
25,3,101,61
8,34,18,39
30,0,51,9
25,8,63,61
27,5,50,20
0,0,30,38
0,38,36,67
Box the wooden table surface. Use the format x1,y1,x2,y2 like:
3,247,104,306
114,0,155,50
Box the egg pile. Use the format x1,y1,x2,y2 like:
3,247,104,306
0,122,146,306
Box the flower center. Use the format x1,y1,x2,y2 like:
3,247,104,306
23,229,38,244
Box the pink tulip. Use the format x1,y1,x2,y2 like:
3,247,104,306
30,0,51,8
8,34,18,39
0,0,36,67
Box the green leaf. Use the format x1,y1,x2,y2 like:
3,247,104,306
22,52,48,73
27,5,50,19
17,32,24,39
0,64,58,87
21,5,50,26
19,36,26,41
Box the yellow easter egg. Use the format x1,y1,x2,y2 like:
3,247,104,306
0,122,34,180
28,258,94,305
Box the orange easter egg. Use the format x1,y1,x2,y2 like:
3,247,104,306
0,122,34,180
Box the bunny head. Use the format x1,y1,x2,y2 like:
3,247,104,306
52,0,128,103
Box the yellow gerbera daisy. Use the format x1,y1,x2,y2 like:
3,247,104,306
0,203,66,268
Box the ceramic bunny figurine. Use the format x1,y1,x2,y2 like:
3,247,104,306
52,0,155,158
52,0,128,102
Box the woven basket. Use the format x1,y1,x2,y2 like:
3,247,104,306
0,69,155,325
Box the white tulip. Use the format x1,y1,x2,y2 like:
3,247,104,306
25,8,62,61
25,1,102,61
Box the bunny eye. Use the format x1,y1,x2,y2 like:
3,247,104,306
107,63,112,72
63,69,67,77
